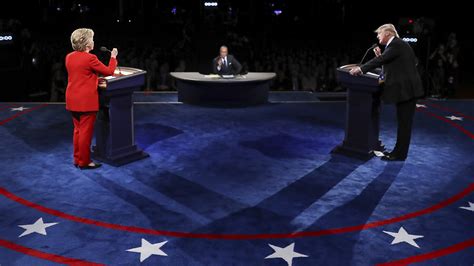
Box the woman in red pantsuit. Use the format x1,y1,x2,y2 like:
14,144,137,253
65,28,118,170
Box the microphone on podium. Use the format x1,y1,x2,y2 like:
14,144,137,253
100,46,121,75
100,46,112,53
359,43,378,65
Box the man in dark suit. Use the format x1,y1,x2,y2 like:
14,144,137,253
350,24,424,161
212,46,242,75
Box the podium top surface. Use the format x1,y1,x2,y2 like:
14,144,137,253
170,72,276,83
336,64,381,89
337,64,380,79
103,67,146,83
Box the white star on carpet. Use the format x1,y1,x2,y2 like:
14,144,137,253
18,218,58,238
445,115,463,121
11,106,29,112
460,202,474,212
416,104,427,108
383,226,424,248
127,238,168,262
265,243,308,266
373,150,385,157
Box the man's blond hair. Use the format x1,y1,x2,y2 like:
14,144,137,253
375,24,399,38
70,28,94,51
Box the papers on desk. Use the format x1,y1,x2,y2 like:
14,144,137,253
104,69,135,80
366,72,379,78
202,74,246,79
114,69,134,76
204,74,220,78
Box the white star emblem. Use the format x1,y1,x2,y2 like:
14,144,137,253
18,218,58,238
416,104,427,108
127,238,168,262
460,202,474,212
373,150,385,157
445,115,463,121
11,106,30,112
383,226,424,248
265,243,308,266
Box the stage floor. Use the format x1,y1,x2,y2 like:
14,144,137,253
0,97,473,265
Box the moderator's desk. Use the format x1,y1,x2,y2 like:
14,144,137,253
170,72,276,105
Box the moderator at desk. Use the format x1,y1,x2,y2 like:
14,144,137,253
170,72,276,105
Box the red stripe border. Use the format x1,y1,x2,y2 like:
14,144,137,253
1,183,473,240
377,237,474,266
417,108,474,139
0,104,48,126
0,238,104,266
423,101,474,121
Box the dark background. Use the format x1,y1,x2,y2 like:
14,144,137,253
1,0,472,101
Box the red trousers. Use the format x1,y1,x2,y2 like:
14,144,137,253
71,112,97,167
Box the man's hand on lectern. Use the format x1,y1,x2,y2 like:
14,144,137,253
349,66,363,76
111,48,118,59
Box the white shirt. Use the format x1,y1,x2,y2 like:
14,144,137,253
217,56,227,71
386,36,395,47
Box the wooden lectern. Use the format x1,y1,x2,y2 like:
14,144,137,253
332,64,384,159
92,67,149,166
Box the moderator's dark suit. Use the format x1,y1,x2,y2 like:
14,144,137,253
361,37,424,158
212,55,242,75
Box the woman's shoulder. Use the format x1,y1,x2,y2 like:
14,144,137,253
67,51,96,58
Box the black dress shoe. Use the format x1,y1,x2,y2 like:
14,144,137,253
381,154,406,161
79,162,102,170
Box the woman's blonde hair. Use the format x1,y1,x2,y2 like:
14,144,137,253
375,24,400,38
70,28,94,51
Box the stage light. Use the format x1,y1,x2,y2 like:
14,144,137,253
171,7,177,15
116,19,120,23
402,37,418,43
0,35,13,42
204,2,218,7
273,9,282,16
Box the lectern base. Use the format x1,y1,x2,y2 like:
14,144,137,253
92,146,149,167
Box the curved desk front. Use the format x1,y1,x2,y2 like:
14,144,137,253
170,72,276,105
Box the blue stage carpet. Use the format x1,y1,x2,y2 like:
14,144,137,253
0,98,473,265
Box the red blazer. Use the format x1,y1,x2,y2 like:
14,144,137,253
65,51,117,112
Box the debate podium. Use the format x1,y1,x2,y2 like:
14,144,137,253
92,67,149,166
332,64,384,159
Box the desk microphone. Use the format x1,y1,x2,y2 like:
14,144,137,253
359,43,378,65
100,46,121,75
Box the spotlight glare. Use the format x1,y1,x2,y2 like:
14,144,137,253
402,37,418,43
204,2,218,7
0,35,13,42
